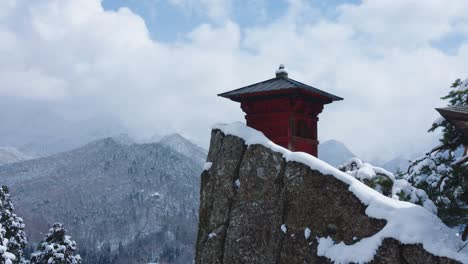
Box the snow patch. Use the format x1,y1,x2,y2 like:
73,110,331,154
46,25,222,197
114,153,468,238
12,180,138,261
149,192,161,199
304,227,311,240
212,122,468,263
203,162,213,171
280,224,287,234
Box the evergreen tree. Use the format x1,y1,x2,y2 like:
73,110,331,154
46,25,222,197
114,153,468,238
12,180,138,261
0,223,16,264
402,78,468,227
30,223,81,264
0,185,27,263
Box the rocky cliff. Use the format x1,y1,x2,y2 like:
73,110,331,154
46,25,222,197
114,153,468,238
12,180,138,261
195,124,466,264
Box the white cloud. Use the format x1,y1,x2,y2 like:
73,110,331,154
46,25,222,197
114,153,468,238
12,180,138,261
0,69,66,100
337,0,468,49
0,0,467,160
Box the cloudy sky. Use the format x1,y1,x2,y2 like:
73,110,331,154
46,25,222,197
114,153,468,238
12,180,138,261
1,0,468,160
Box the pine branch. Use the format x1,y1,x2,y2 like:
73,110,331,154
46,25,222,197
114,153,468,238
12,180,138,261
452,155,468,167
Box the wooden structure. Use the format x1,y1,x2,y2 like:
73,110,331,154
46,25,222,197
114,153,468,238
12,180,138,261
219,65,342,157
436,105,468,157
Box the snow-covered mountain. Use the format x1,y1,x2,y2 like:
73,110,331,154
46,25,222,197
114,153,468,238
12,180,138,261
0,137,203,264
0,147,31,166
319,140,418,173
318,139,356,167
381,156,412,173
159,133,208,165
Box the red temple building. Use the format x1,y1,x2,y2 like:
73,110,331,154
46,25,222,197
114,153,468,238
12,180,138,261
219,65,343,157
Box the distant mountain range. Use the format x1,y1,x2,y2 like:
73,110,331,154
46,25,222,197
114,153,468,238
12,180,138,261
318,139,414,173
380,156,412,174
318,140,356,167
0,147,31,166
0,133,206,264
159,134,208,165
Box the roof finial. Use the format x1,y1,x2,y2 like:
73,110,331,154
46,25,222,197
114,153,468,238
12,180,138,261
275,64,288,78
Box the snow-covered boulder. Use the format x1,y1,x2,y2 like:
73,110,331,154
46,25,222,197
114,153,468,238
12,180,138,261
195,123,467,264
339,158,437,214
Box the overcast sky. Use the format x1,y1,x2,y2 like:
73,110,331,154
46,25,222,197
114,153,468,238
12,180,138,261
1,0,468,160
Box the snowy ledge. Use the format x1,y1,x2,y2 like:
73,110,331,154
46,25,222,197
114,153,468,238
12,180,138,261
212,122,468,264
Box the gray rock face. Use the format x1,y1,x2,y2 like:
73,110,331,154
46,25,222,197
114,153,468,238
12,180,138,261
195,129,461,264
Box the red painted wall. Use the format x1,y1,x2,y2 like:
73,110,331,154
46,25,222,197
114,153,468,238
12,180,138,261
240,96,324,157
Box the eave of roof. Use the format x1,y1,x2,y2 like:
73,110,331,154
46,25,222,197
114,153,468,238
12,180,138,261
436,105,468,145
218,77,343,103
436,105,468,122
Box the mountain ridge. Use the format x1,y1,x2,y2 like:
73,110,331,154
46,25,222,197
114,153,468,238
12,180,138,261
0,147,31,166
159,133,208,164
318,139,356,167
0,136,203,263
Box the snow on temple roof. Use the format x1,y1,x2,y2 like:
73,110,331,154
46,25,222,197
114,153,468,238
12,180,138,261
212,122,468,264
218,66,343,103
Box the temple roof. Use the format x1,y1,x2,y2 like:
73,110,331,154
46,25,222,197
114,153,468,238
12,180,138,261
218,65,343,103
436,105,468,122
436,105,468,145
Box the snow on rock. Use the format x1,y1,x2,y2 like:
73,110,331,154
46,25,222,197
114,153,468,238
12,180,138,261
280,224,287,234
339,158,395,181
212,122,468,264
235,179,240,190
304,228,311,240
203,162,213,171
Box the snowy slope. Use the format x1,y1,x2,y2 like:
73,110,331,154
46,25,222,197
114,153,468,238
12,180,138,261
0,138,202,264
0,147,31,166
214,122,468,264
159,133,207,165
318,139,356,167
